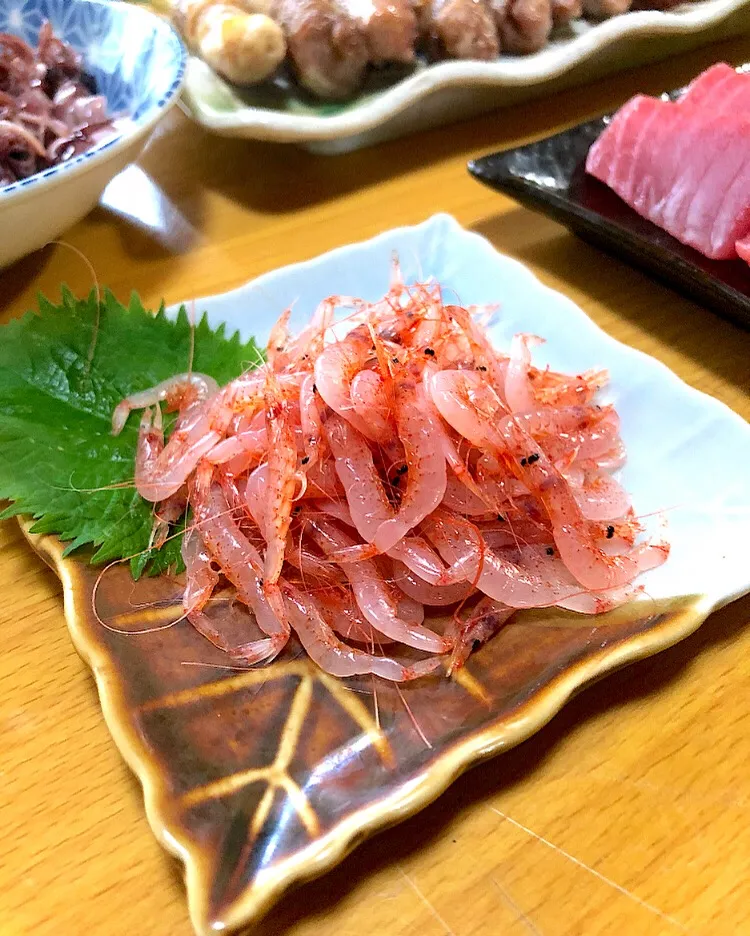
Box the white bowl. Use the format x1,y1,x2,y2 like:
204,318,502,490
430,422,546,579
0,0,186,268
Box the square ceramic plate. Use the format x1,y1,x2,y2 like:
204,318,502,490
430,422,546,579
468,70,750,330
169,0,750,153
25,215,750,935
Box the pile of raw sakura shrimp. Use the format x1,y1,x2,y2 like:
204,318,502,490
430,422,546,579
112,266,668,682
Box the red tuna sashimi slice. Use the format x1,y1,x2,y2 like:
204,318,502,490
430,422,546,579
678,63,750,116
630,101,688,214
587,105,750,258
652,72,750,231
682,120,750,258
585,96,674,207
619,98,670,206
587,66,750,208
656,110,722,236
736,235,750,265
585,95,647,183
656,116,750,258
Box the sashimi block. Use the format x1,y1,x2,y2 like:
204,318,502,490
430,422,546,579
678,63,750,117
737,235,750,265
587,103,750,259
630,102,687,216
586,96,674,208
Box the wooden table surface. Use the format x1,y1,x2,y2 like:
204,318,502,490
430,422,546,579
2,36,750,936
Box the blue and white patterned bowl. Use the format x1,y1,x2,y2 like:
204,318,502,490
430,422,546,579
0,0,186,267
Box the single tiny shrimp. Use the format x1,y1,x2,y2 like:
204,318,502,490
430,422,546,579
429,369,505,448
350,369,392,442
499,418,669,591
263,371,300,588
308,516,450,654
191,464,289,664
314,325,381,440
182,528,220,619
565,463,631,521
372,380,447,553
151,487,187,549
422,362,487,504
112,372,218,435
410,294,445,350
391,560,473,606
283,584,441,682
531,366,608,407
505,333,544,413
447,597,515,672
134,405,222,502
299,373,325,471
325,412,395,542
266,307,292,370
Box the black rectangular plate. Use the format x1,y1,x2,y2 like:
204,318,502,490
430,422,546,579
468,77,750,331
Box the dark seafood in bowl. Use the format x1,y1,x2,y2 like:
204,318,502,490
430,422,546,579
0,23,119,188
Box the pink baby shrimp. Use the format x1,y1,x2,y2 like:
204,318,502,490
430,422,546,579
498,418,669,591
447,597,515,673
191,463,289,665
111,372,218,435
299,373,326,471
283,584,441,682
263,370,303,590
307,516,450,654
371,380,447,553
133,404,222,503
314,324,383,440
505,333,544,413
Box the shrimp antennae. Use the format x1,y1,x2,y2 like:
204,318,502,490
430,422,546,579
48,240,101,370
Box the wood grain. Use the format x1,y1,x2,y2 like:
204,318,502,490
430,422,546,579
2,34,750,936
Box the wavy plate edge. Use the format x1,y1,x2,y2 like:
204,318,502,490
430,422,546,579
180,0,749,142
